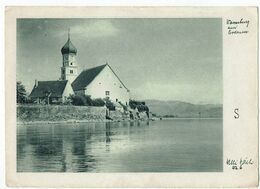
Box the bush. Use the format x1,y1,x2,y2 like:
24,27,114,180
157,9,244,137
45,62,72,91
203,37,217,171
129,100,145,110
92,98,105,107
69,95,106,107
129,100,149,112
70,95,87,106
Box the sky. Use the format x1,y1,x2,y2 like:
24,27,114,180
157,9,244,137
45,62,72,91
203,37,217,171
17,18,222,104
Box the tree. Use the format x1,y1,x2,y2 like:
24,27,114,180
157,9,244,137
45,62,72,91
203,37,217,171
16,81,27,103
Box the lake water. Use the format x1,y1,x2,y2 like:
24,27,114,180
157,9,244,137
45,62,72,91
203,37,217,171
17,119,223,172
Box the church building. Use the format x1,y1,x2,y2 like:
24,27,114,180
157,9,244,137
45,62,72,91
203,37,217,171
29,31,130,105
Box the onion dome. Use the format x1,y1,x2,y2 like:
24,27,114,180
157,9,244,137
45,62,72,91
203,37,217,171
61,39,77,54
61,29,77,54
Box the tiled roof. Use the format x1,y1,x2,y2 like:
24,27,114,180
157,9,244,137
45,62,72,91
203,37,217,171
72,64,106,91
29,80,68,98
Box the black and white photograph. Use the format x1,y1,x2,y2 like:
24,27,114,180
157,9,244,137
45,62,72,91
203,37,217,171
16,18,223,172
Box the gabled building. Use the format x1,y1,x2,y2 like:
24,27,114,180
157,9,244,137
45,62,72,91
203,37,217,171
29,80,74,104
29,31,130,105
72,63,130,105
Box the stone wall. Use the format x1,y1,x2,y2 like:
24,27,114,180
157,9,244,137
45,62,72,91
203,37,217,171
17,104,106,123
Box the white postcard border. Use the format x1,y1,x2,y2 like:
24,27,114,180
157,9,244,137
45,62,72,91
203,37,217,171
5,6,258,187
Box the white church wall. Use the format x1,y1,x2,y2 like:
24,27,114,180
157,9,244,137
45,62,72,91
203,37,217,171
62,65,78,84
85,65,130,105
62,81,75,101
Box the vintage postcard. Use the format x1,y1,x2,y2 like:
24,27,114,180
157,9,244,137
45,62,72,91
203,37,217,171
5,7,258,187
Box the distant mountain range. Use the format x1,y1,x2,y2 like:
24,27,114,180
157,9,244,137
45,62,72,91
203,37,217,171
145,100,222,118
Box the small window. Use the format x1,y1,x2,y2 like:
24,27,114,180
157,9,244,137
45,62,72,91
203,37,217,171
105,91,110,96
62,70,65,74
70,62,73,65
70,70,73,74
116,98,118,102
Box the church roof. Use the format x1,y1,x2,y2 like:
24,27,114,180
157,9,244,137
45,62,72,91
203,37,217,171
61,38,77,54
72,64,129,91
72,64,106,91
29,80,68,98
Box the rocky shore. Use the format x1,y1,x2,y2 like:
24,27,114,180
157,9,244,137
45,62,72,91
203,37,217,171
17,104,150,125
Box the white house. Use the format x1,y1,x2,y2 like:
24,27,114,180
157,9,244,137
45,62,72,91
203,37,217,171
72,63,130,105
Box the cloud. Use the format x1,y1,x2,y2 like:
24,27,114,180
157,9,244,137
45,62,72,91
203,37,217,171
62,20,119,38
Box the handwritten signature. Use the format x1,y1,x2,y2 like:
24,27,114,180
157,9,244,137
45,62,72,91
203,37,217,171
226,157,253,170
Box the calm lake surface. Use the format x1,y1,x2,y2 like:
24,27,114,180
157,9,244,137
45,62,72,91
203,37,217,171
17,119,223,172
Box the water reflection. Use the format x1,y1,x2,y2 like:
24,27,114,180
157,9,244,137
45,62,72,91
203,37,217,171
17,119,222,172
70,126,96,172
105,122,112,143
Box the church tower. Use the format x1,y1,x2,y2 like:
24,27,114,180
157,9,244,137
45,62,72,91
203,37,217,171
61,29,78,84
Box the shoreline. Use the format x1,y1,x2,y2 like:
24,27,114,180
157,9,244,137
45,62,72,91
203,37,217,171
17,119,121,125
17,118,152,125
17,117,223,125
